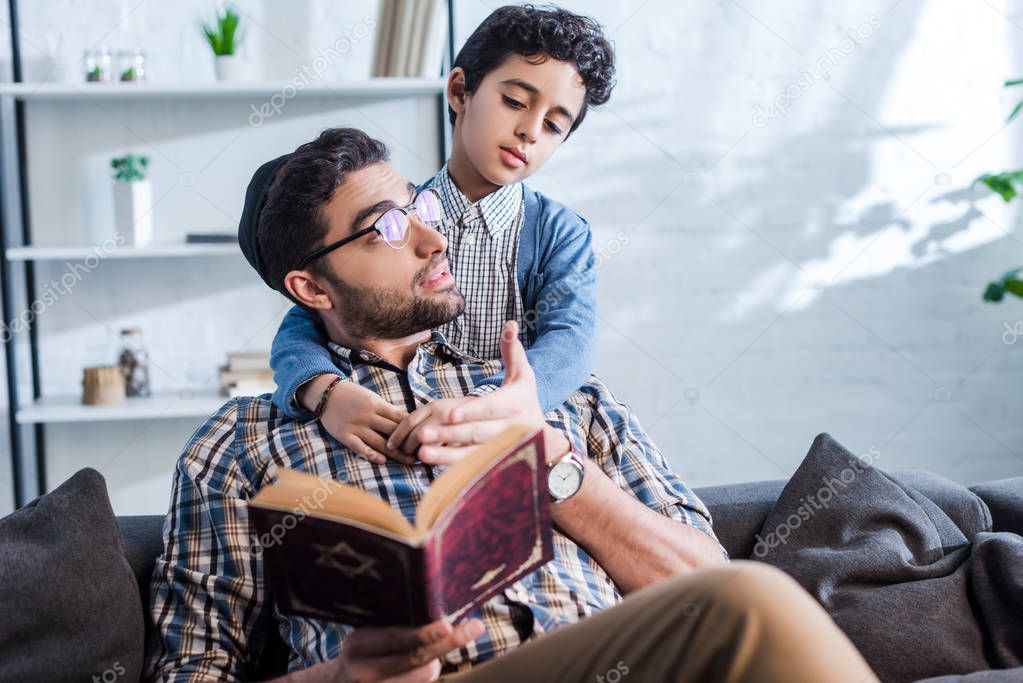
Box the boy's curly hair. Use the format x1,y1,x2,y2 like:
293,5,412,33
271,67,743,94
449,4,616,136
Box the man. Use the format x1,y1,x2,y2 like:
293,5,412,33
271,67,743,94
145,128,878,682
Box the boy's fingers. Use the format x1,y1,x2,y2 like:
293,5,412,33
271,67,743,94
357,429,394,463
370,414,402,436
345,435,386,465
374,397,409,424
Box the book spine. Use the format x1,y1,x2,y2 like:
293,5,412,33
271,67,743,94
371,0,394,77
387,0,408,77
421,535,447,623
412,545,436,625
419,0,447,78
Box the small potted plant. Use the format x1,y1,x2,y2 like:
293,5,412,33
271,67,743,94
111,154,153,247
201,5,244,81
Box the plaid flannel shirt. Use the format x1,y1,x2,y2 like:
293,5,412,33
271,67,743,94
427,162,528,364
145,332,721,681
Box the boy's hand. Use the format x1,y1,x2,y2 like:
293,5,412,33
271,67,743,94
330,618,484,682
298,375,412,465
390,322,547,465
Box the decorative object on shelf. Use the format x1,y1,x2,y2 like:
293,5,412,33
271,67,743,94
117,49,146,82
81,366,126,406
118,328,151,398
110,154,153,247
219,351,273,397
83,47,113,82
201,5,245,82
43,33,70,83
186,232,237,244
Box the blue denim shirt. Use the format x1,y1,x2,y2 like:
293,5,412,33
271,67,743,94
269,184,597,416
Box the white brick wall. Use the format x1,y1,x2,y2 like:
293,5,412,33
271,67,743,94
1,0,1021,516
459,0,1023,486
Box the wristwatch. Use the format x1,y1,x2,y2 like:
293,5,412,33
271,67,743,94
547,450,586,503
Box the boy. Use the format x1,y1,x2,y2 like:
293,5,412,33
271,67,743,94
268,4,616,463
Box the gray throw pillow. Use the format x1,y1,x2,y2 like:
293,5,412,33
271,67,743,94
754,433,1017,683
0,468,144,682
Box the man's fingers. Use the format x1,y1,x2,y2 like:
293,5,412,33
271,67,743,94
418,444,480,466
499,320,530,380
446,393,503,423
387,406,433,451
383,660,442,683
417,421,499,447
383,619,485,671
345,620,449,659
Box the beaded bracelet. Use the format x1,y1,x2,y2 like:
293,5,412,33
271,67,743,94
314,375,346,418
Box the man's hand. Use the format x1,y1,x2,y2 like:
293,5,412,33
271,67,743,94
298,375,412,466
279,618,483,682
333,618,483,683
388,321,547,465
385,398,473,459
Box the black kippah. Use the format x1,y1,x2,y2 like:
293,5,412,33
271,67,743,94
238,153,291,288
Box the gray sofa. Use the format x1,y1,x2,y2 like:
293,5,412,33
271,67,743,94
118,469,1023,680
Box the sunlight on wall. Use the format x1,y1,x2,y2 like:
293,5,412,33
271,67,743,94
733,0,1019,317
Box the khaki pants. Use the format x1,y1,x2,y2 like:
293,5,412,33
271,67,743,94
446,561,878,683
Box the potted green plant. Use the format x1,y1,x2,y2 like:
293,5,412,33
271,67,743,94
110,154,152,247
977,77,1023,304
201,5,244,82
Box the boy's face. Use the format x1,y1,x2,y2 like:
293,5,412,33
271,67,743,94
456,53,587,186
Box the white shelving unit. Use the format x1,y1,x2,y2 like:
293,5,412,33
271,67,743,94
0,78,447,101
16,391,229,424
7,243,240,261
2,69,454,504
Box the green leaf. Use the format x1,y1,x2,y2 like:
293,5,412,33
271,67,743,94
983,282,1005,302
201,6,242,55
1006,278,1023,298
979,174,1018,201
983,268,1023,302
1009,100,1023,123
977,171,1023,202
1005,78,1023,87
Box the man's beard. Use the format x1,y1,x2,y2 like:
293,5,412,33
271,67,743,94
321,262,465,340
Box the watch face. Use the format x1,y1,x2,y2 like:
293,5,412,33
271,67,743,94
549,460,583,500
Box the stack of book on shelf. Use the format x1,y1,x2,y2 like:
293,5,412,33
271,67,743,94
373,0,449,77
219,351,275,398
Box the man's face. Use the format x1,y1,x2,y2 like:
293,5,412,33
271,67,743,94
310,162,465,340
458,53,587,186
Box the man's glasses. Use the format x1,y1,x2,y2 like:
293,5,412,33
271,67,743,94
296,188,444,270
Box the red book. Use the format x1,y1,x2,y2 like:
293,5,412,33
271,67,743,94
249,425,553,626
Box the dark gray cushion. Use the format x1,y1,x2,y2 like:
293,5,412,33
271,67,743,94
754,434,1021,683
698,469,998,560
971,478,1023,536
0,468,144,683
